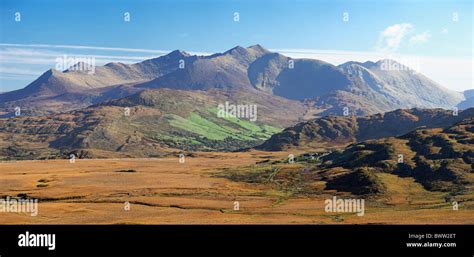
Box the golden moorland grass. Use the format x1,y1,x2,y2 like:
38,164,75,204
0,150,472,224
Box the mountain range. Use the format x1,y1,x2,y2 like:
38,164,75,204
1,44,472,160
0,45,469,117
256,108,473,151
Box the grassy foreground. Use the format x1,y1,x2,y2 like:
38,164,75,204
0,151,472,224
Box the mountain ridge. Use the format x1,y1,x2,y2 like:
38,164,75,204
0,44,466,116
256,107,474,151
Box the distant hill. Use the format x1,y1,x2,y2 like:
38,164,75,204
0,45,464,116
0,88,307,159
319,116,474,194
0,50,196,115
330,60,464,115
457,89,474,110
222,116,474,202
256,108,474,151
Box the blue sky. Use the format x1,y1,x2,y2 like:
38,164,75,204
0,0,472,92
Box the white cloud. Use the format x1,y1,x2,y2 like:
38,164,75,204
0,43,169,54
409,31,431,45
0,48,157,65
0,67,43,76
375,23,413,52
441,28,449,34
0,43,213,57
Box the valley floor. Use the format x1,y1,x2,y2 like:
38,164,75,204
0,151,472,224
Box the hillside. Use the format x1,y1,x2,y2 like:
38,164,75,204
257,108,474,151
0,88,308,159
221,117,474,212
320,117,474,194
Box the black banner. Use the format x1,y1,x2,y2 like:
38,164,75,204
0,225,472,257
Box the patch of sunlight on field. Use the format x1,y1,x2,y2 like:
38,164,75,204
377,173,446,207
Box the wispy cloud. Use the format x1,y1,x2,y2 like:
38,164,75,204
0,43,170,54
0,44,212,65
0,48,157,65
409,31,431,45
375,23,413,52
0,46,160,65
0,67,44,76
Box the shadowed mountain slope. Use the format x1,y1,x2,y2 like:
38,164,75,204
319,116,474,194
457,89,474,110
257,108,474,151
